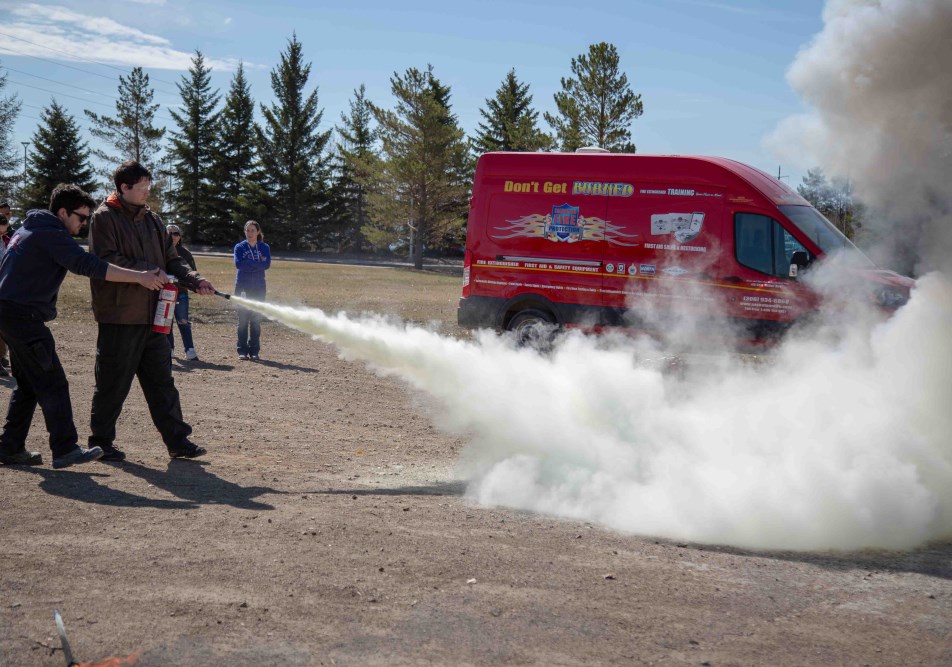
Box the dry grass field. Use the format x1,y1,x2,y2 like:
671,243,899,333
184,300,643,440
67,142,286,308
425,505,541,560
1,256,950,666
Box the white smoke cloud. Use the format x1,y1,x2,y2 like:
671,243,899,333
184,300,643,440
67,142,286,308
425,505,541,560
765,0,952,274
231,274,952,551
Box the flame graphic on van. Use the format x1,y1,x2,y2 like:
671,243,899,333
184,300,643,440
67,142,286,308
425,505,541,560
492,212,639,247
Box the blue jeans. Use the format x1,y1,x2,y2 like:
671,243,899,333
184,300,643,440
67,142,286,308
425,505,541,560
236,289,265,356
167,291,195,352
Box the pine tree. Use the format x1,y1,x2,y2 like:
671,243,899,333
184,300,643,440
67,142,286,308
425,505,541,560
207,61,260,245
797,167,861,239
364,65,470,269
544,42,643,152
255,34,332,248
473,69,551,154
0,64,22,207
22,100,96,211
169,51,221,241
85,67,166,173
330,84,377,251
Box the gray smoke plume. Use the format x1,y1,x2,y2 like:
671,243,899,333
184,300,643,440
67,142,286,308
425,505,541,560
766,0,952,274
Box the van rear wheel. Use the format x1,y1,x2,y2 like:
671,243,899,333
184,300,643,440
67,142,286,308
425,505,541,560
507,309,558,349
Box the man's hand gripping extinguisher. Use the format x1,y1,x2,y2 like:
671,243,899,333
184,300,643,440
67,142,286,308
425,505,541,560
152,280,178,334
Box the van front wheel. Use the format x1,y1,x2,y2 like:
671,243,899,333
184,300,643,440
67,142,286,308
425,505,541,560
507,309,558,349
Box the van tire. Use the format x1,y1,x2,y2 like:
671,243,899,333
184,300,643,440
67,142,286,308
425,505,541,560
507,309,558,349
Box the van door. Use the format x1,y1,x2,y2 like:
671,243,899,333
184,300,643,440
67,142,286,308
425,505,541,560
720,210,818,328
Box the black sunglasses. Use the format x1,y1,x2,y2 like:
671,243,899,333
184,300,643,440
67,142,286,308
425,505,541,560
70,210,90,224
170,231,181,236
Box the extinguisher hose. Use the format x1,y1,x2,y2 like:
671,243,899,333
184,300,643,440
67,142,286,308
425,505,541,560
177,279,231,300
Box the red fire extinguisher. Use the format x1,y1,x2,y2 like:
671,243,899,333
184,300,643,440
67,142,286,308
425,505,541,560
152,281,178,334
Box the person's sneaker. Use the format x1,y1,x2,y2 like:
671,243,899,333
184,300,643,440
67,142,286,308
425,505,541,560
168,441,207,459
238,353,249,360
0,449,42,465
185,348,199,361
250,354,260,361
52,446,104,469
97,443,127,462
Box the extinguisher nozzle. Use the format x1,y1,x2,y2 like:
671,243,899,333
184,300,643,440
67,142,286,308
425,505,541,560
215,290,231,300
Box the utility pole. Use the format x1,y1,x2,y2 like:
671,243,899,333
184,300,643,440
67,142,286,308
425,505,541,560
163,153,173,220
20,142,29,216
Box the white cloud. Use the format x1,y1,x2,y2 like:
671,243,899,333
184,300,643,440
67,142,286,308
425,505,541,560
0,3,241,71
224,17,233,26
12,4,170,45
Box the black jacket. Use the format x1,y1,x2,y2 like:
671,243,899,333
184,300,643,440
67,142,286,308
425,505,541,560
0,209,108,321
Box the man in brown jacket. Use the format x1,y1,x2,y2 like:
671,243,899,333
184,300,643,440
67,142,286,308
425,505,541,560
87,160,216,462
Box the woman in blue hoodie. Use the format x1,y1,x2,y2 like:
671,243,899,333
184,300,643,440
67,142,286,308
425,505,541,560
234,220,271,360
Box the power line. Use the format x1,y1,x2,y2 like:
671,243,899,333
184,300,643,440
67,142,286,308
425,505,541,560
4,65,123,103
2,60,179,106
5,73,179,126
7,78,115,110
0,43,122,83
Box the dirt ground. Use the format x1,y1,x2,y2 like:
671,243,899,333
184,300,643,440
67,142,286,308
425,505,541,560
1,259,950,666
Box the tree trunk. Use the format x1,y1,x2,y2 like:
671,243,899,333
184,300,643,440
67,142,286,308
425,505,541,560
412,219,424,270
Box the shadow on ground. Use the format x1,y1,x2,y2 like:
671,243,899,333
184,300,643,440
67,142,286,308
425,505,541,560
120,460,283,510
240,358,320,373
171,358,235,372
17,466,196,509
17,460,284,510
310,480,466,497
649,535,952,581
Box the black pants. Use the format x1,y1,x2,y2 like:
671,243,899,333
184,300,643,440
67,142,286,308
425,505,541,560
88,324,192,451
0,315,79,457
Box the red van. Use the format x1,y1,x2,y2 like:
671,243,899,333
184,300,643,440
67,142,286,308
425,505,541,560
457,150,913,341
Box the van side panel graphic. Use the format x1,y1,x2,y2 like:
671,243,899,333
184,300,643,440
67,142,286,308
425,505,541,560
492,205,640,247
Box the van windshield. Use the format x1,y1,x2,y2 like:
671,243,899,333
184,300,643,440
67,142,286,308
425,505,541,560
778,205,874,266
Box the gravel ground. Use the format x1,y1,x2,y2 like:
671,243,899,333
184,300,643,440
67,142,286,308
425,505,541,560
1,266,950,666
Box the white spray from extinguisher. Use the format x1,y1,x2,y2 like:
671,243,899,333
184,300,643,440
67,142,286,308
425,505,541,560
152,280,178,334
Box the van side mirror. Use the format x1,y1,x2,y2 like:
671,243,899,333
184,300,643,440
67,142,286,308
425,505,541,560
788,251,809,278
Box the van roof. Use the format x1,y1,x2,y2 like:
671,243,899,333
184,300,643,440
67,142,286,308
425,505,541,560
696,156,809,206
477,152,810,207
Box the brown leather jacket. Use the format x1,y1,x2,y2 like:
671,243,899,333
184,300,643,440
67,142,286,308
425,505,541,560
89,192,205,325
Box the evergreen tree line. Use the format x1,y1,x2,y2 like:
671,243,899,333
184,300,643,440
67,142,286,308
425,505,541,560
1,39,646,265
795,167,862,240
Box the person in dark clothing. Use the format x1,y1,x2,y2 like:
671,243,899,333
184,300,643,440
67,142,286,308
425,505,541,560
165,223,199,361
0,184,167,468
234,220,271,360
86,160,216,463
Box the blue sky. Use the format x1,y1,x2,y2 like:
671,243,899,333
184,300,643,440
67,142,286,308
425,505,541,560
1,0,825,187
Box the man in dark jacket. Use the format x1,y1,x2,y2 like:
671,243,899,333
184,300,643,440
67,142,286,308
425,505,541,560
86,160,215,462
0,184,168,468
